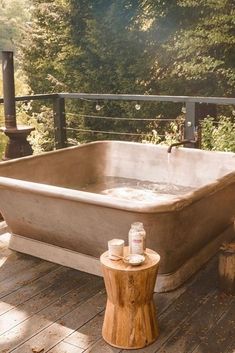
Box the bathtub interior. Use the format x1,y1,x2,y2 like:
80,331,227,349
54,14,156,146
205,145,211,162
105,142,235,187
0,142,107,188
0,141,235,202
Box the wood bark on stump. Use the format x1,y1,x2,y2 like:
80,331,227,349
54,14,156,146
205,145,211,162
100,248,160,349
219,242,235,295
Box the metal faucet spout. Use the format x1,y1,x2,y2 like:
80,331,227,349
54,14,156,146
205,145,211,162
167,139,197,153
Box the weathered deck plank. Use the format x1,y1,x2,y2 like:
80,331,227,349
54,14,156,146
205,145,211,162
0,233,57,301
0,230,235,353
191,296,235,353
64,311,104,350
0,266,64,316
0,251,43,284
13,290,106,353
0,268,89,335
47,341,83,353
83,338,121,353
156,291,234,353
0,259,58,300
0,276,103,352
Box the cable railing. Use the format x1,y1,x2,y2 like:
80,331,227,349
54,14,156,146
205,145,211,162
66,127,157,137
66,112,176,122
0,92,235,150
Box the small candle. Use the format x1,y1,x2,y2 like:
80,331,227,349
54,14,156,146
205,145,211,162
108,239,124,260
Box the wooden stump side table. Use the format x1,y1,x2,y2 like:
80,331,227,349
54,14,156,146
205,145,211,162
100,247,160,349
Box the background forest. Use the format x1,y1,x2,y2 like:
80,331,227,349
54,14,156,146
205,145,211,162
0,0,235,153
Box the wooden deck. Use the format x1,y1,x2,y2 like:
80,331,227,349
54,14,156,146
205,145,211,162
0,229,235,353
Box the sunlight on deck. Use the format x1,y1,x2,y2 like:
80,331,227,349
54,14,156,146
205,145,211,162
0,256,7,267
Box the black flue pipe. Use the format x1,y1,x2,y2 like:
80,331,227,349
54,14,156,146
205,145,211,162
1,51,17,129
1,50,34,159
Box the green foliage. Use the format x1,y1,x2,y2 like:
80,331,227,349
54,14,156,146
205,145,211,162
68,1,153,94
0,134,7,159
21,0,163,143
21,0,235,101
0,1,58,155
143,128,162,145
16,102,55,154
21,0,156,95
162,0,235,96
143,116,184,146
20,0,71,93
201,116,235,152
145,114,235,153
0,0,32,55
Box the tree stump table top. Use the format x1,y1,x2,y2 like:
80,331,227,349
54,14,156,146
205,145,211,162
100,247,160,349
100,247,160,272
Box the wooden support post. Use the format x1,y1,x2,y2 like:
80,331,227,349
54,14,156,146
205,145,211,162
53,97,67,149
219,242,235,295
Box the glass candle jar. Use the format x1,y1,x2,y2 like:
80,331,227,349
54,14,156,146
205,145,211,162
128,222,146,255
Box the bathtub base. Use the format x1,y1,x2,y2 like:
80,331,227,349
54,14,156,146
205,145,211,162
8,224,235,292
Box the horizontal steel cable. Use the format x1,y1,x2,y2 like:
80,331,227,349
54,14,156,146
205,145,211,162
65,127,165,137
66,112,176,122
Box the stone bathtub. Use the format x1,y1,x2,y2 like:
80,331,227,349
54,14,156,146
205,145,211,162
0,141,234,292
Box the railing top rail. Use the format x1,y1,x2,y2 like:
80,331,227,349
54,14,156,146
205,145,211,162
0,92,235,105
0,93,58,103
59,93,235,105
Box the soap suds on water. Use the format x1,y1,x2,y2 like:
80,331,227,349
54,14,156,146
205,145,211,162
78,176,195,202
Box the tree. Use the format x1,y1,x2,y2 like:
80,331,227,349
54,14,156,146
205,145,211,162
156,0,235,96
22,1,155,94
20,0,235,98
21,0,71,94
20,0,235,145
0,0,31,57
21,0,162,142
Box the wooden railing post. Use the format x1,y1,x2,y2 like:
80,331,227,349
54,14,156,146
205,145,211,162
53,97,67,149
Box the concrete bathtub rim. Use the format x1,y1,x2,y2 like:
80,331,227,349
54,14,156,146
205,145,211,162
0,172,235,214
6,223,234,293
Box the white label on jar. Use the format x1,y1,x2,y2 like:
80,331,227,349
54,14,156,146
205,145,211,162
131,237,144,255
